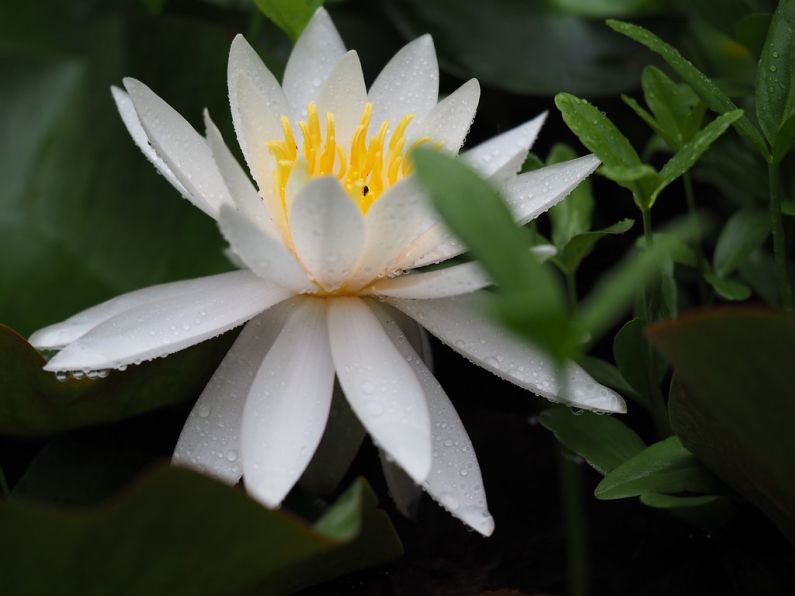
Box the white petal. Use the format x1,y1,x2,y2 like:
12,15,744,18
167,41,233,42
228,72,287,237
316,50,367,150
204,110,279,239
123,78,231,216
404,155,601,269
410,78,480,154
371,304,494,536
327,297,432,482
110,86,195,208
388,293,626,413
300,382,366,495
289,177,365,290
172,300,296,484
504,154,601,226
45,272,291,372
282,7,346,120
370,261,491,299
347,179,437,289
228,34,290,122
30,271,255,350
242,298,335,507
218,206,315,293
369,35,439,130
463,112,547,180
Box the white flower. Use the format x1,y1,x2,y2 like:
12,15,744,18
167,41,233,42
29,8,624,536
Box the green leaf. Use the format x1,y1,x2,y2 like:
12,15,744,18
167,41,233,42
640,492,737,530
547,144,594,248
650,309,795,544
599,164,659,185
386,0,648,96
607,19,771,160
577,355,640,401
412,148,571,361
0,2,233,337
713,208,771,277
253,0,324,42
641,65,704,148
576,220,698,344
540,406,646,475
0,467,402,594
756,0,795,145
612,318,665,405
555,93,643,171
639,492,722,509
555,219,635,273
771,110,795,163
595,436,723,500
649,110,744,206
621,94,668,141
735,13,773,60
705,273,752,301
0,324,235,437
550,0,662,18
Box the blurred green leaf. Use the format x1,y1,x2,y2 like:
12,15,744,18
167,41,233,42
540,406,646,475
639,492,722,509
595,436,723,500
704,273,752,300
547,144,594,248
577,220,697,343
640,491,737,530
386,0,647,96
771,111,795,163
550,0,662,17
412,148,572,360
0,467,402,595
554,219,635,274
0,324,234,437
622,94,668,141
0,2,232,337
651,309,795,544
253,0,324,42
756,0,795,147
713,208,771,277
607,19,771,160
650,110,744,206
577,355,640,400
735,13,773,60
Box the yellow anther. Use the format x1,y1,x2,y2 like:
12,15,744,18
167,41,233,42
264,102,436,214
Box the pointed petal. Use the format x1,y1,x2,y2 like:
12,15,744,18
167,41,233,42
111,86,196,208
300,382,366,495
218,206,315,293
30,271,257,350
327,297,432,482
204,110,279,239
372,304,494,535
410,78,480,154
228,34,290,122
369,35,439,130
172,300,296,484
289,177,365,290
242,298,335,507
228,72,287,237
45,272,291,372
316,50,367,150
388,293,626,413
504,154,601,226
282,7,346,120
123,78,231,216
347,179,437,289
370,261,491,299
463,112,547,180
404,155,601,269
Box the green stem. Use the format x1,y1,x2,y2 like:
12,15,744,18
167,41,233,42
566,271,578,314
683,172,708,304
768,163,793,311
640,207,672,437
558,449,589,596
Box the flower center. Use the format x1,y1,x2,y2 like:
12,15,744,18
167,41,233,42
266,102,431,213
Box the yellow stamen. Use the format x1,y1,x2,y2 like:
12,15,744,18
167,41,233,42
265,102,432,213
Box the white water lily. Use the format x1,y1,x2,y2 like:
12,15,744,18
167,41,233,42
29,8,624,536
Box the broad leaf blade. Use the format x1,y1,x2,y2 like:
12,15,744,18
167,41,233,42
756,0,795,145
713,208,771,277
